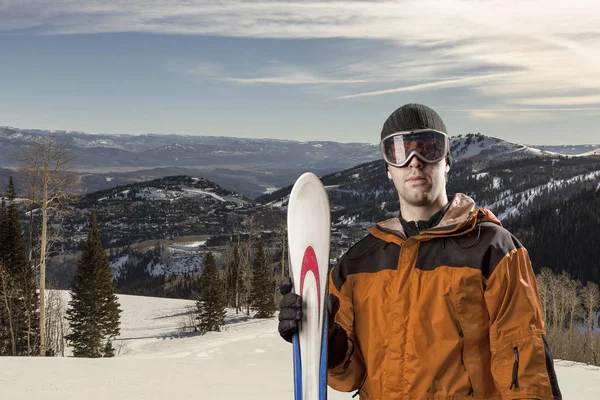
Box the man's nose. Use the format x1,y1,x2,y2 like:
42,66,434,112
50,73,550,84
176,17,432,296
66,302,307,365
407,154,423,168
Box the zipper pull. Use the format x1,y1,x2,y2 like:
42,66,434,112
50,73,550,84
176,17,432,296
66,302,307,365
510,346,520,390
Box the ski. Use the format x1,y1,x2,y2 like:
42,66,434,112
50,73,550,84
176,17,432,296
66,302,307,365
287,172,331,400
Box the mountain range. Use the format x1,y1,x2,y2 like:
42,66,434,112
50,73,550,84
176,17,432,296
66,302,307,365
3,126,600,288
1,127,598,198
0,126,379,197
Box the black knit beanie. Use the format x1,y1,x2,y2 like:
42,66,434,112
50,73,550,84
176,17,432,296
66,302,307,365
380,103,452,167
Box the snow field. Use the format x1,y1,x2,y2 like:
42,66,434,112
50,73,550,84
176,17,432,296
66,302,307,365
1,292,599,399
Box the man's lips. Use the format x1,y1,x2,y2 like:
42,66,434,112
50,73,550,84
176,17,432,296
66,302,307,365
407,176,427,182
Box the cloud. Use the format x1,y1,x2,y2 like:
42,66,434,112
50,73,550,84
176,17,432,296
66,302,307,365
336,72,520,99
182,61,371,85
451,106,600,122
220,75,367,85
512,95,600,106
2,0,600,105
452,107,600,112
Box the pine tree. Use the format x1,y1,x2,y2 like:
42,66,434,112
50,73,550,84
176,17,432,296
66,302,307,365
5,176,16,200
196,251,225,332
235,244,247,315
0,197,39,355
0,200,7,263
66,212,121,357
250,238,276,318
226,243,242,310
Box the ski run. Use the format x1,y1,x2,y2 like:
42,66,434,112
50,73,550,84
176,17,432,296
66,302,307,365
1,292,600,399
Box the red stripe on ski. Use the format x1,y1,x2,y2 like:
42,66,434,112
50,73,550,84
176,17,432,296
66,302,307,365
299,246,321,316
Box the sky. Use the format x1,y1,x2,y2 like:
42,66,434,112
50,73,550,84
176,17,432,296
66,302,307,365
1,0,600,145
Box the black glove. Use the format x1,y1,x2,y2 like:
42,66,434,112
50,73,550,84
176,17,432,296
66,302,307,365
278,276,342,343
278,277,302,343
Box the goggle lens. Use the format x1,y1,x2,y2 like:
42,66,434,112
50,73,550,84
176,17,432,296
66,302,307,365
381,130,448,167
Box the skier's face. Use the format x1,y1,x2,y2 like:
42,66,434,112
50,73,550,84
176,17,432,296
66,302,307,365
386,154,449,208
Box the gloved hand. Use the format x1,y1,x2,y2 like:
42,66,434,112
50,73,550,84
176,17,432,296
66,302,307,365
278,276,341,343
278,277,302,343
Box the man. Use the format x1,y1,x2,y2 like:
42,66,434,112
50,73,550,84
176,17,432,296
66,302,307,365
279,103,562,399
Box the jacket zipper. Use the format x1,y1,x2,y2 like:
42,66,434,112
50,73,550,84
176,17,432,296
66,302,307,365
352,372,368,398
509,346,520,390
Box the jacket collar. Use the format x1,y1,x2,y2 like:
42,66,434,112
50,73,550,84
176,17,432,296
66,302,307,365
368,193,502,243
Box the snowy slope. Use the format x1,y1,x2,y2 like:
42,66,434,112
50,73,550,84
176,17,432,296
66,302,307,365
450,134,560,160
2,292,600,399
579,148,600,157
482,169,600,220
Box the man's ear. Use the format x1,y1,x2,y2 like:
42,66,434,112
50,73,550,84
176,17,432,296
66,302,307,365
387,169,392,180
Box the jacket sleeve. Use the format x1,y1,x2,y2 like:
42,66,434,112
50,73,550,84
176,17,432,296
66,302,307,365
326,258,366,392
484,245,562,400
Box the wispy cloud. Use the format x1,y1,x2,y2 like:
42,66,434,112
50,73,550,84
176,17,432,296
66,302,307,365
221,75,368,85
2,0,600,106
450,107,600,112
511,95,600,106
450,106,600,122
336,72,520,99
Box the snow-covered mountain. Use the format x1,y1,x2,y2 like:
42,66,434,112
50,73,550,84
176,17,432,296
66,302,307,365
1,292,597,400
0,125,380,169
450,133,560,160
73,175,253,248
257,142,600,228
2,126,597,198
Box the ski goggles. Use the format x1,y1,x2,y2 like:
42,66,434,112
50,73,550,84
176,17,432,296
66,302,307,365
380,129,449,167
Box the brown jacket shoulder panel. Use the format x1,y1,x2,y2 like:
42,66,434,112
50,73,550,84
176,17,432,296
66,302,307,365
416,222,524,278
332,234,399,292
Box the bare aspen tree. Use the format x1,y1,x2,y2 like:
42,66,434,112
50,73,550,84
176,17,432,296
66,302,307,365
566,279,582,333
550,272,559,330
0,263,17,356
272,221,287,304
19,134,77,356
582,282,600,335
45,289,67,356
242,215,258,316
537,268,553,325
556,271,570,330
582,281,600,364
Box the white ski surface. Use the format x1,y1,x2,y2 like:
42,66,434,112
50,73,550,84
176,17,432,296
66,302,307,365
288,172,331,400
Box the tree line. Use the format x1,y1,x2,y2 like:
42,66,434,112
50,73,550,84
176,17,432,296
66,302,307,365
1,134,122,358
506,186,600,286
0,173,122,357
193,234,279,332
537,268,600,366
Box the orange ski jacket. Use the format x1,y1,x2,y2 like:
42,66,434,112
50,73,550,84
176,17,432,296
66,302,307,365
327,193,561,399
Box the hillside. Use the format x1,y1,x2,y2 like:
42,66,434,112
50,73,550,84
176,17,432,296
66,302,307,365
8,132,600,290
38,175,285,290
258,153,600,227
505,187,600,285
256,146,600,285
71,175,252,248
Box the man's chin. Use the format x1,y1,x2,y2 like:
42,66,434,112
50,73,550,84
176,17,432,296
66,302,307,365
402,192,433,207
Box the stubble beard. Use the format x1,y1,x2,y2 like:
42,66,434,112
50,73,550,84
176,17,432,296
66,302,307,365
400,186,435,207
